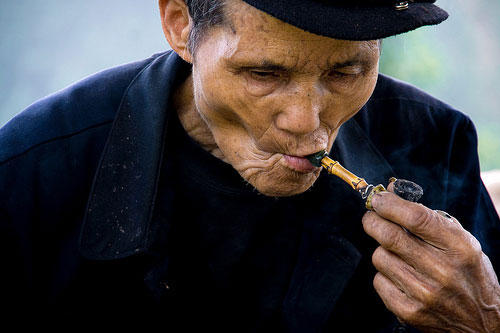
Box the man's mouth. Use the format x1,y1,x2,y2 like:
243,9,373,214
283,154,318,173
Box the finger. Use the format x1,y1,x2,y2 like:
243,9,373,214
370,191,463,249
372,246,438,305
386,177,396,193
363,212,436,268
373,272,420,324
363,212,458,284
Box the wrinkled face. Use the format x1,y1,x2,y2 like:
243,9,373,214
190,1,380,197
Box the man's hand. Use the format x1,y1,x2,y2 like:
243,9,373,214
362,187,500,332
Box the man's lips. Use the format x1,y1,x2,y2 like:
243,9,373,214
283,154,318,173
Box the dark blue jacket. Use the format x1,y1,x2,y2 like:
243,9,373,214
1,51,499,331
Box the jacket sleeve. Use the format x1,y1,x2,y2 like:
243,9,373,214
444,115,500,272
0,104,113,309
0,156,35,311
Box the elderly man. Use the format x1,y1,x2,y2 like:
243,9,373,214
1,0,500,331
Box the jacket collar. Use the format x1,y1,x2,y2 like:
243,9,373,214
79,51,184,259
79,51,396,265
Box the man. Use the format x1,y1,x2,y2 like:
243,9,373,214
1,0,500,331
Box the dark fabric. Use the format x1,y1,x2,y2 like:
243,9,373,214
1,51,499,332
241,0,448,41
150,109,305,330
79,52,181,259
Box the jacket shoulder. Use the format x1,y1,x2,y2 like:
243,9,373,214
0,51,170,164
370,73,456,111
362,73,472,133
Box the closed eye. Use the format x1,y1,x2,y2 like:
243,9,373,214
325,66,364,82
249,70,282,80
328,67,362,76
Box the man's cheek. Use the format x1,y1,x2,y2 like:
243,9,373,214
196,92,241,127
217,101,273,138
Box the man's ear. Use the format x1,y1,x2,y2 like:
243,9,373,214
159,0,193,63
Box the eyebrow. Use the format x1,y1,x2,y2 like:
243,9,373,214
228,57,370,72
235,60,288,72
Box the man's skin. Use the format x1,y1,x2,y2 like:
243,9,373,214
164,0,380,197
159,0,500,330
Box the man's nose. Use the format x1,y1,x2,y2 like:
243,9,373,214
275,84,323,136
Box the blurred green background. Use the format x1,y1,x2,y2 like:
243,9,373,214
1,0,499,170
380,1,500,171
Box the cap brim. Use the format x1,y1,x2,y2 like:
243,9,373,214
242,0,449,40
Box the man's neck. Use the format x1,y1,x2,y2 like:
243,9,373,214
172,74,227,162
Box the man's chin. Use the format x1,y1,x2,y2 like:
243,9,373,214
249,171,320,197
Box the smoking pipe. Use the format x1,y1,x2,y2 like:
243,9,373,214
306,150,423,210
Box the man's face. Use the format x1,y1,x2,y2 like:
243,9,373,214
190,1,380,197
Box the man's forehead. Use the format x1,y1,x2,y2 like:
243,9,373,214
221,0,379,70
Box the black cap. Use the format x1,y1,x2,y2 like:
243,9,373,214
241,0,449,40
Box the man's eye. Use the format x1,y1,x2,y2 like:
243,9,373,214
248,70,281,80
328,71,351,78
326,68,362,79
